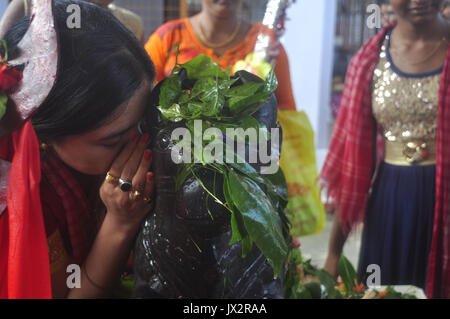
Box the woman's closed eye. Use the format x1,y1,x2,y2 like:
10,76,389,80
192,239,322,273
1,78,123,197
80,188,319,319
102,141,121,148
99,135,125,148
98,121,143,149
102,141,122,149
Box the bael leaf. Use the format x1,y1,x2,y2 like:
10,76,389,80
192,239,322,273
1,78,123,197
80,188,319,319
228,161,287,203
180,54,229,80
224,81,268,115
157,103,184,122
228,161,265,184
241,235,253,258
338,255,358,293
313,269,340,298
240,115,262,131
158,74,182,109
384,287,402,299
223,69,278,115
200,89,225,117
224,174,247,247
295,286,313,299
264,167,288,202
187,101,206,117
304,282,323,299
228,93,271,115
229,211,244,245
218,78,239,91
1,40,8,62
178,90,192,105
189,78,226,118
224,81,264,98
228,170,288,276
0,92,7,120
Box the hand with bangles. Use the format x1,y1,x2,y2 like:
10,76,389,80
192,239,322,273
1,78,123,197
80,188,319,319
100,133,154,231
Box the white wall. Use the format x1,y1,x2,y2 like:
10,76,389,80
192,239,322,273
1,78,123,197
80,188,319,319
0,0,8,19
282,0,337,162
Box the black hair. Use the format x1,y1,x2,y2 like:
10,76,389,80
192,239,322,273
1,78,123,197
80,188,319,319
2,0,155,140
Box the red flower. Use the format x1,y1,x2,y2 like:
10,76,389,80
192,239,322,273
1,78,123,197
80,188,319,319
291,235,301,248
0,63,23,91
353,282,366,293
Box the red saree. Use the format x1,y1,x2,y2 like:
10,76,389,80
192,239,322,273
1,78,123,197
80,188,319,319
321,26,450,298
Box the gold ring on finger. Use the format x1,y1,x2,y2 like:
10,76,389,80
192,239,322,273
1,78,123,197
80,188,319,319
130,190,142,201
143,195,152,204
105,171,120,185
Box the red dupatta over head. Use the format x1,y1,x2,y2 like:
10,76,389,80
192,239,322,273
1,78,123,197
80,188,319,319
320,25,450,298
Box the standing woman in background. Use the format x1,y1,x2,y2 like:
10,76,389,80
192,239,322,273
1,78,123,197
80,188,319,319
145,0,297,111
322,0,450,298
442,0,450,19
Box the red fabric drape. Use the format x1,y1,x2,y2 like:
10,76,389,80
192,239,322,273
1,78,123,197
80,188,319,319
0,121,52,298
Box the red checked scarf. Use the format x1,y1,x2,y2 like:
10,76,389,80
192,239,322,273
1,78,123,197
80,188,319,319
320,25,450,299
0,121,94,298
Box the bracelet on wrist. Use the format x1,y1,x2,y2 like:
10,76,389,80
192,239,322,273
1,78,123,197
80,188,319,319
82,262,116,291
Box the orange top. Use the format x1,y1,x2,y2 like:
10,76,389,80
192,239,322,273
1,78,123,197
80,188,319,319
145,18,296,111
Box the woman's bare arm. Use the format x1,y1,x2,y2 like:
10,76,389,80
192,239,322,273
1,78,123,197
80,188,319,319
323,210,348,278
65,214,141,299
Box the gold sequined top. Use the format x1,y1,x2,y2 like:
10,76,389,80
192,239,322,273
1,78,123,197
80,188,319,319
372,31,442,143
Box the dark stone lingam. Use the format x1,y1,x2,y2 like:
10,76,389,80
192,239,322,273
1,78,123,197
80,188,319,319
133,70,286,299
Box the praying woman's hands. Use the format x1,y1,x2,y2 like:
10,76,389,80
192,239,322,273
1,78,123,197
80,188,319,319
99,133,154,233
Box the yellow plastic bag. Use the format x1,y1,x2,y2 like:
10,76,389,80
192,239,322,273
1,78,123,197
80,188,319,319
278,110,325,237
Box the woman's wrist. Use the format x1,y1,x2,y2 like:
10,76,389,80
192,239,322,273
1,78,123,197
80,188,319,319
327,252,341,261
67,214,138,299
103,212,141,239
